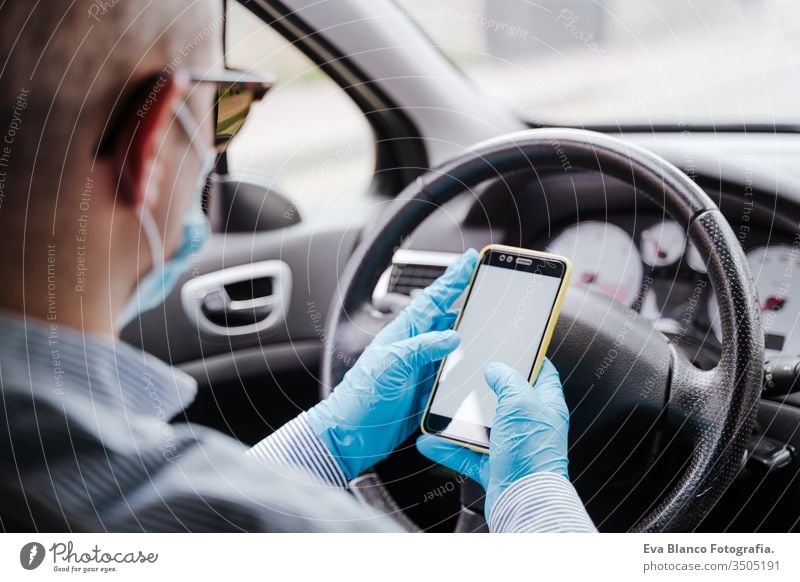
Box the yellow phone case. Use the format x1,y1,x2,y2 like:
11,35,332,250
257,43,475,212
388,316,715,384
420,244,573,453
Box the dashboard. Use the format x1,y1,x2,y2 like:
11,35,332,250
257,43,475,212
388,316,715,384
541,216,800,363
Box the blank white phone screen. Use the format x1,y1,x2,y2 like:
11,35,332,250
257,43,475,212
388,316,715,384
429,262,563,428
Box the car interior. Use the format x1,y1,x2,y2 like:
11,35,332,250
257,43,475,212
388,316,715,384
122,0,800,532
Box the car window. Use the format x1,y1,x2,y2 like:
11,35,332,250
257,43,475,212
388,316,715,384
395,0,799,127
224,3,375,218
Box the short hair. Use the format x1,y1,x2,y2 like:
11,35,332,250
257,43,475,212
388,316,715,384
0,0,219,210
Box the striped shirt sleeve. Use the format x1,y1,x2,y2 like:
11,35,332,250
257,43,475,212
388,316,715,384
246,412,349,489
489,472,597,532
251,415,596,533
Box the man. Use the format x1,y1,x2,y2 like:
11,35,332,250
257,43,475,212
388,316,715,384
0,0,595,532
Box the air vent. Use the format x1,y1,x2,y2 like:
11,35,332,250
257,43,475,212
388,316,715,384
388,263,447,295
373,250,462,303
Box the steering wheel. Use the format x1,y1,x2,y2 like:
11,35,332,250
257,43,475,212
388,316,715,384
321,128,764,532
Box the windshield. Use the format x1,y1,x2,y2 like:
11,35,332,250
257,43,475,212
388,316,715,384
395,0,799,127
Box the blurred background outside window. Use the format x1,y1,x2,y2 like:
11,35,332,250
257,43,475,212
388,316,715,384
226,0,800,215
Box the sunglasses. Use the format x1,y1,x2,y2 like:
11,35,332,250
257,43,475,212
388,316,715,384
187,67,274,152
98,67,274,156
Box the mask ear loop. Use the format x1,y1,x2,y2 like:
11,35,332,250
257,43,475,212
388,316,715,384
138,196,164,271
120,194,165,327
173,98,217,210
173,98,213,163
136,99,203,275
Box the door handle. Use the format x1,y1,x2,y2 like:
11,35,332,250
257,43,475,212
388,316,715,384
199,288,276,327
181,260,292,336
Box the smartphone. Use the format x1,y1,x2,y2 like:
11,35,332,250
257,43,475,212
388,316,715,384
421,244,572,452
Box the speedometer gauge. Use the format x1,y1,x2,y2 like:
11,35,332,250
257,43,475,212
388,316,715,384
748,245,800,354
548,221,643,306
709,244,800,355
640,220,685,267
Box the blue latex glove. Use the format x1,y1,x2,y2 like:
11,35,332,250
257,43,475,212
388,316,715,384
307,248,479,480
416,358,569,521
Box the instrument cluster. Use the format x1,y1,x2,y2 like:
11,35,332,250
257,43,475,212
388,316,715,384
546,219,800,358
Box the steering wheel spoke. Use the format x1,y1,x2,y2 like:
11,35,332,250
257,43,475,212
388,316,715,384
550,286,672,445
324,303,393,391
668,347,721,431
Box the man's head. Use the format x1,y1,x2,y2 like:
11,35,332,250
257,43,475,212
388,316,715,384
0,0,222,335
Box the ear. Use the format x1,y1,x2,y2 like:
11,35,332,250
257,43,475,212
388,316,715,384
110,73,187,210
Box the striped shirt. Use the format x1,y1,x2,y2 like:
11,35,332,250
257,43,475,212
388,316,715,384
0,312,595,532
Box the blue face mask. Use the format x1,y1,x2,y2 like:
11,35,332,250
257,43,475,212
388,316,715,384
120,101,215,328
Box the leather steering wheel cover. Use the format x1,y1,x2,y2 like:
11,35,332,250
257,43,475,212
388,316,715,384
632,209,764,531
322,128,764,532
